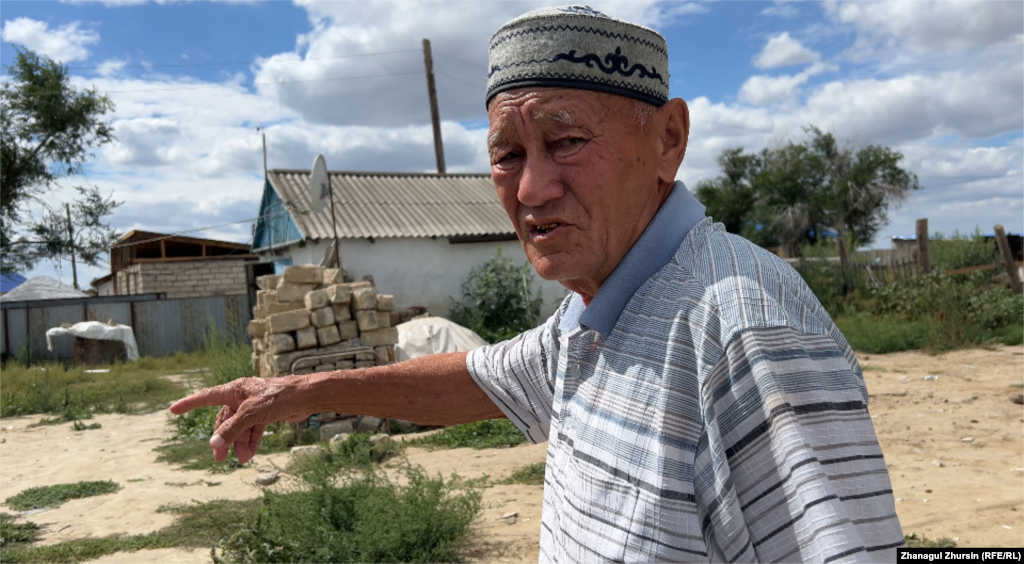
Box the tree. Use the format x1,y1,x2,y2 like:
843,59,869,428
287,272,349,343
694,126,920,257
449,248,543,344
1,48,117,275
25,186,123,289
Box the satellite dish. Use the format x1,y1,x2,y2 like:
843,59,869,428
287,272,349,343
310,154,330,214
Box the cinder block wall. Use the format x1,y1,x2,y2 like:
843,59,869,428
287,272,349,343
115,260,248,298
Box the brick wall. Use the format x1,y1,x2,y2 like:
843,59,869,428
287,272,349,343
115,259,249,299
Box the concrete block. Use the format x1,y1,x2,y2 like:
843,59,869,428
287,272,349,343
338,320,359,340
282,265,323,285
277,283,317,303
323,268,343,285
376,294,396,312
268,310,311,334
314,364,334,372
345,281,373,291
355,310,379,332
319,419,353,441
360,327,399,348
355,352,375,361
311,306,336,328
332,304,352,321
257,290,275,308
304,289,328,310
354,360,375,369
324,284,351,305
351,287,377,310
266,301,305,316
317,324,341,347
373,345,392,365
247,319,268,338
272,340,361,373
270,333,296,354
335,360,355,370
295,326,318,350
375,311,391,328
356,416,382,433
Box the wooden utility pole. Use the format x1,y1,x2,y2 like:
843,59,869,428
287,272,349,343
994,224,1022,294
422,38,446,174
65,203,79,289
915,218,930,274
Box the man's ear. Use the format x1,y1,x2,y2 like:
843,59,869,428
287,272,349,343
655,98,689,186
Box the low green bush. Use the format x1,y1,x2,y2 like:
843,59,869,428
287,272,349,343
407,419,527,450
212,461,481,563
450,248,543,343
904,532,956,548
5,481,121,512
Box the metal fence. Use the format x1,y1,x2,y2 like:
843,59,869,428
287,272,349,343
0,293,252,361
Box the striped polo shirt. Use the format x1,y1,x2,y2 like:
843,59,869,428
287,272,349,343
466,182,904,563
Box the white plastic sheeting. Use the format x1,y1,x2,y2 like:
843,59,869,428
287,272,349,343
0,276,89,301
394,317,489,361
45,321,140,362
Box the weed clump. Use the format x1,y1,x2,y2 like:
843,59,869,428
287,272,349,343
407,419,527,450
0,513,42,546
5,481,121,512
501,462,546,485
904,533,956,548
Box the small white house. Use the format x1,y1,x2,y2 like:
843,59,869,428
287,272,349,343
251,170,569,318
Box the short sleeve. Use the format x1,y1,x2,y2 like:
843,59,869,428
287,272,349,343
694,327,904,563
466,315,560,444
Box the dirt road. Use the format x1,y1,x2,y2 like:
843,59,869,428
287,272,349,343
1,344,1021,562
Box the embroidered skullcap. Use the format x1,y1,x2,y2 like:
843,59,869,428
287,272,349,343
486,4,669,108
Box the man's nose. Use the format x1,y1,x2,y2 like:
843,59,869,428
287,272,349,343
517,152,564,207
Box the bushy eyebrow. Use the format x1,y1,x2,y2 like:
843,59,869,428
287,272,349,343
488,108,583,152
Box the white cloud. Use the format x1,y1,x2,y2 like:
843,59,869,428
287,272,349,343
753,32,820,69
760,2,798,18
253,0,668,127
825,0,1023,54
738,62,833,106
95,58,127,77
1,17,99,62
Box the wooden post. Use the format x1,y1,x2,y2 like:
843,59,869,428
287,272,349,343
915,218,930,274
836,227,852,293
65,203,79,289
994,224,1022,294
160,240,166,258
422,38,446,174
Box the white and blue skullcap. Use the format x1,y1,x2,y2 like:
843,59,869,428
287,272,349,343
486,5,669,108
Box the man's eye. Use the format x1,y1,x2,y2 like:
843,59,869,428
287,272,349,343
496,151,521,164
558,137,585,148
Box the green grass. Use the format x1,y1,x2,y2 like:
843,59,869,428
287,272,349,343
501,462,545,485
0,513,42,546
834,313,932,354
0,351,208,418
0,499,260,563
154,440,250,474
4,481,121,512
71,421,101,431
904,532,957,548
406,419,527,451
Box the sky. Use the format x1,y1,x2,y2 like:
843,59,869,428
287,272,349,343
2,0,1022,288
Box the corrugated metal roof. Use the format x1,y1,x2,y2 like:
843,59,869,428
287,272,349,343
267,170,514,240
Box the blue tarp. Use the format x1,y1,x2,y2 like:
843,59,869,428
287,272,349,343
0,273,26,293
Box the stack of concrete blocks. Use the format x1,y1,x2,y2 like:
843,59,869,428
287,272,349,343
247,265,398,379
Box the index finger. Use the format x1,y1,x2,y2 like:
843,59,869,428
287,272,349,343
169,383,240,415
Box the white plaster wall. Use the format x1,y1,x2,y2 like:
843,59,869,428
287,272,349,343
283,238,571,320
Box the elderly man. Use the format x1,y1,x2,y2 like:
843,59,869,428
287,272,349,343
171,5,903,563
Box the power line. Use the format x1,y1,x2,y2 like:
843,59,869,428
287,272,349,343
64,49,421,71
435,71,484,90
435,52,488,71
109,210,287,249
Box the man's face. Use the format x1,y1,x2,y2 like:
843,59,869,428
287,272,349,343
487,88,666,297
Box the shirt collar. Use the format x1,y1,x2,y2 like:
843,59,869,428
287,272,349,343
559,181,706,336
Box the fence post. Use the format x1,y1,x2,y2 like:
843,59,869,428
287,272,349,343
915,218,930,274
994,224,1022,294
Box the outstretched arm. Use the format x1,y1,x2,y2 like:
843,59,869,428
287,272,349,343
168,351,504,464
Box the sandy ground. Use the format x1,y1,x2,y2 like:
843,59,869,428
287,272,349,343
1,344,1021,562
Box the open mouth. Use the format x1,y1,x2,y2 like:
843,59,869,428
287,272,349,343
535,222,560,235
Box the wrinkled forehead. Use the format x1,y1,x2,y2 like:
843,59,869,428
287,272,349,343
486,87,616,128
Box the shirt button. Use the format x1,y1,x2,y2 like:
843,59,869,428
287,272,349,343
572,364,581,378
